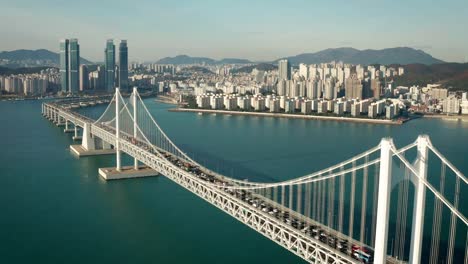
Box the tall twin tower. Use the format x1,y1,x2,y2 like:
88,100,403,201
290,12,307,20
105,39,128,93
60,39,128,94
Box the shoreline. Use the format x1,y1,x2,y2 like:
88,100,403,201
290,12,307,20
423,114,468,121
169,108,403,125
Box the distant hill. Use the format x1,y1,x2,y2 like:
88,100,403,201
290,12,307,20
231,63,276,74
277,47,444,66
0,49,93,67
156,55,251,65
217,58,252,64
392,63,468,91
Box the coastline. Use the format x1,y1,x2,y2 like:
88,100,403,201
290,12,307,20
169,108,403,125
423,114,468,121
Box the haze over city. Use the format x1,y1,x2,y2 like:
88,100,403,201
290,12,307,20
1,0,468,62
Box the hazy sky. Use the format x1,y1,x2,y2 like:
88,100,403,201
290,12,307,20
1,0,467,62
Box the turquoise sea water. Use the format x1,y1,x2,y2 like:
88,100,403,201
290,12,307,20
0,99,467,263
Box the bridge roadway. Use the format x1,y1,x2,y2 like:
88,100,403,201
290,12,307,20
44,101,402,264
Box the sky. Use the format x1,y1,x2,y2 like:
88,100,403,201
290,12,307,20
1,0,468,62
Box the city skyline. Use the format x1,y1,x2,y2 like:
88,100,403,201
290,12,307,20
1,0,468,62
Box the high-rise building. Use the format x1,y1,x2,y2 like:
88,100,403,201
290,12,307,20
79,65,89,91
278,59,291,80
370,79,381,99
299,63,308,79
118,40,128,92
59,39,69,92
105,39,115,92
59,39,80,93
68,39,80,93
345,74,363,99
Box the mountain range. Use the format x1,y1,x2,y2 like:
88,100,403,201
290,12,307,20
157,47,443,65
156,55,252,65
0,49,93,68
276,47,444,65
0,47,445,68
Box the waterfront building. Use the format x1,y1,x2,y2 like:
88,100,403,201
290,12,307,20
253,97,266,111
239,97,251,110
210,96,223,109
68,39,80,93
284,100,295,113
301,100,312,114
351,103,360,117
278,59,291,80
105,39,115,92
59,39,69,93
368,104,377,118
225,97,238,110
443,95,460,114
79,65,88,91
196,95,210,109
118,40,129,92
334,102,344,115
327,100,335,112
317,101,327,113
270,99,280,113
311,99,318,112
386,105,395,119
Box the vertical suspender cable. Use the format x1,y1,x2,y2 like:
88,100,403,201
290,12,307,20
306,182,312,219
349,160,356,239
321,179,326,224
371,161,379,247
399,160,410,260
297,184,302,215
429,163,445,264
312,182,317,221
329,170,335,230
360,155,368,244
338,166,345,234
446,174,460,264
281,185,285,208
289,184,293,212
317,180,322,223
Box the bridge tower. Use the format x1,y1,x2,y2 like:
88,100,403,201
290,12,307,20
374,138,393,264
409,135,429,264
115,88,122,171
133,87,139,170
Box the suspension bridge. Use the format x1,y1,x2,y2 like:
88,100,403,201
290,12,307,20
42,88,468,264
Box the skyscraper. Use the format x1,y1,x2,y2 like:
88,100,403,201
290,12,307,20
69,39,80,93
105,39,115,93
59,39,69,92
118,40,128,92
60,39,80,93
79,64,89,91
278,59,291,80
345,74,363,99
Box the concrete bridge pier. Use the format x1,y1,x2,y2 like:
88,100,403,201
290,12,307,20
47,108,53,121
72,125,82,141
99,165,159,180
56,116,65,127
70,123,115,157
64,120,74,133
